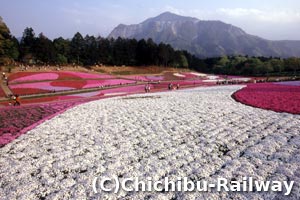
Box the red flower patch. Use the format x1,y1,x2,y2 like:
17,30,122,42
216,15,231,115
233,82,300,114
8,72,40,82
50,80,87,89
56,72,81,80
9,88,50,96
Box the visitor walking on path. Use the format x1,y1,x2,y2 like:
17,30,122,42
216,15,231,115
145,84,151,93
13,95,21,106
168,83,173,90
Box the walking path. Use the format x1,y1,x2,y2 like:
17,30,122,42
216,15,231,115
0,80,12,97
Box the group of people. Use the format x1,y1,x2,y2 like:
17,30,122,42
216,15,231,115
168,83,180,90
2,72,8,85
144,84,151,93
19,64,66,72
8,94,21,106
144,82,181,93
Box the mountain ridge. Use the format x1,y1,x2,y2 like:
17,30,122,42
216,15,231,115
108,12,300,58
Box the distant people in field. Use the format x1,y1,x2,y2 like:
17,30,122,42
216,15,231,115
168,83,173,90
176,83,180,90
13,95,21,106
145,84,151,93
4,76,8,85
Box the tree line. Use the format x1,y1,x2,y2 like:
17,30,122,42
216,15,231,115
2,26,192,69
198,56,300,76
1,17,300,76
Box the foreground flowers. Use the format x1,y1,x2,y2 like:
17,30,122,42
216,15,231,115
0,98,93,147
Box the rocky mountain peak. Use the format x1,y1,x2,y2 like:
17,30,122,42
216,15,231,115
108,12,300,58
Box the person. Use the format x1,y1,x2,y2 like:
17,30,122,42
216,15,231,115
8,94,13,106
147,84,151,92
176,83,180,90
168,83,173,90
145,84,151,93
14,95,21,106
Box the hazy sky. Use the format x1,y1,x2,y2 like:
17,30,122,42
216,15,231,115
1,0,300,40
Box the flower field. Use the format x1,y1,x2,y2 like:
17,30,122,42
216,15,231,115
0,101,75,147
120,75,165,81
0,78,218,146
122,73,204,81
61,85,146,99
181,72,207,79
8,71,115,83
7,71,254,96
1,85,299,199
8,79,137,95
9,82,75,95
233,81,300,114
82,79,136,88
8,72,59,83
62,71,114,79
0,96,99,147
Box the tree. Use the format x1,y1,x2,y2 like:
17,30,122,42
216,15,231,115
83,35,98,65
126,38,138,65
146,38,158,65
34,33,55,63
97,37,113,65
285,57,300,75
136,39,148,65
241,58,263,75
53,37,70,64
112,37,129,66
173,51,188,68
217,56,230,67
179,54,188,68
19,27,36,63
269,59,284,73
8,36,19,60
56,54,68,64
69,32,84,64
0,16,19,64
158,43,174,67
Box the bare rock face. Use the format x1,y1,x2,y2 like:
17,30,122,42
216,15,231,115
109,12,300,58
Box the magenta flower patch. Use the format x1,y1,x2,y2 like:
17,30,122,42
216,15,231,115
233,82,300,114
9,73,59,83
9,82,75,95
83,79,136,88
63,71,115,79
120,75,150,81
145,75,164,81
0,98,95,147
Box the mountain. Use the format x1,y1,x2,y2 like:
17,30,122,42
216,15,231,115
108,12,300,58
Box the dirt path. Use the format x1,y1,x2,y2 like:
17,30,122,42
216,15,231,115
0,80,12,97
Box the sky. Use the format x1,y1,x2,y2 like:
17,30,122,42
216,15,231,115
1,0,300,40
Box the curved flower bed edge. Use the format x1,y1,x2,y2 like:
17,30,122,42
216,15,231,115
232,83,300,115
